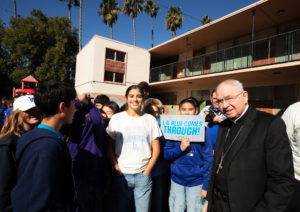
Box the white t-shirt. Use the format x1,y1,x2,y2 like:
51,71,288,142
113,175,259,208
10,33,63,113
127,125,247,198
106,111,162,174
282,102,300,181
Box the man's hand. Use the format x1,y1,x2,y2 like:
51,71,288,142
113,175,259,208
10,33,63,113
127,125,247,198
203,201,208,212
201,189,207,199
78,93,90,105
204,110,209,116
213,114,223,123
180,136,190,151
205,109,223,124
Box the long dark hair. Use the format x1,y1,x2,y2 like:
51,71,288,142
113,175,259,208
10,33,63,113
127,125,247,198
125,85,144,98
124,85,144,112
103,101,120,114
0,109,25,138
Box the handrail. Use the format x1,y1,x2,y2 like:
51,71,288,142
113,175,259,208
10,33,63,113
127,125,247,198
150,29,300,82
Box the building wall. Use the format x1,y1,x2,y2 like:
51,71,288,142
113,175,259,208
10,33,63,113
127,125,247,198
75,39,96,92
149,1,300,115
178,50,193,61
159,19,300,67
75,35,150,96
152,80,300,116
255,27,277,40
236,34,251,45
279,19,300,33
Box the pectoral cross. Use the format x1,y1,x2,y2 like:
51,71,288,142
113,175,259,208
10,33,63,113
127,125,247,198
216,154,224,174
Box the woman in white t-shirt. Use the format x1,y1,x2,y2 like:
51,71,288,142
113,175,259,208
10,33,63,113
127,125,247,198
106,85,161,212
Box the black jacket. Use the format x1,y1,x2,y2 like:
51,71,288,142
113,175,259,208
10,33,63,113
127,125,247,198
0,133,18,212
207,106,295,212
11,128,76,212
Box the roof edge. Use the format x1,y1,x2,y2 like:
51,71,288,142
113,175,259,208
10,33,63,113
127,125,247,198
148,0,268,51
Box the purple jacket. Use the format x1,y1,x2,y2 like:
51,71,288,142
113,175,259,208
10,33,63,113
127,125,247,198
67,99,108,181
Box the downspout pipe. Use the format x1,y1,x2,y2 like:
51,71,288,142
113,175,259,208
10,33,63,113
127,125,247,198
251,10,256,65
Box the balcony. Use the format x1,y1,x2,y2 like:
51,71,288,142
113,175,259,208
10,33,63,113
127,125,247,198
150,30,300,83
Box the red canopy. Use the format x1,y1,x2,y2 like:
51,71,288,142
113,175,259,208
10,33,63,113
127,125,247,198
21,75,38,83
15,88,35,95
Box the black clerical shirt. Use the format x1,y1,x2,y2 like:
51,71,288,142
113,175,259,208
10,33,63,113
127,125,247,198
214,106,251,195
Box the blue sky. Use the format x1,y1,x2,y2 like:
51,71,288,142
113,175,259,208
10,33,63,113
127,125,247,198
1,0,257,49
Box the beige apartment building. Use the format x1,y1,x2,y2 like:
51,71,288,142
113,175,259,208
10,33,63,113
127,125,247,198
149,0,300,115
75,35,150,104
75,0,300,115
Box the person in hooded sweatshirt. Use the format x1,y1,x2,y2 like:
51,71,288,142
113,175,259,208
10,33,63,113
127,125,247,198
164,97,213,212
0,95,40,212
11,80,77,212
67,93,108,212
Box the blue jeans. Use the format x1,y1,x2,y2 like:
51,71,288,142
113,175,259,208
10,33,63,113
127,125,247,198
169,180,203,212
113,173,152,212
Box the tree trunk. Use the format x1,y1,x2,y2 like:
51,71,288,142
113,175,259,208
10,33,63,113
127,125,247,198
79,0,82,51
68,6,71,24
151,17,154,47
133,17,136,46
110,26,113,39
13,0,17,18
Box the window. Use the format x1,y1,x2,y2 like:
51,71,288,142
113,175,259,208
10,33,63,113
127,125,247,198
105,48,125,62
104,71,114,81
104,48,126,83
115,73,124,83
191,90,211,111
106,49,115,60
116,51,125,62
191,90,210,101
246,86,273,101
152,92,177,105
275,85,297,100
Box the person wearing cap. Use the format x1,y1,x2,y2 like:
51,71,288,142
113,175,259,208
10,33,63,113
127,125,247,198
0,95,40,212
11,80,77,212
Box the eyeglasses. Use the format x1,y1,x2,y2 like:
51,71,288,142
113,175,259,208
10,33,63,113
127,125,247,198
216,92,243,105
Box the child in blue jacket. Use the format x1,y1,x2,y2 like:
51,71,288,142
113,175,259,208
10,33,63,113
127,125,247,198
164,97,213,212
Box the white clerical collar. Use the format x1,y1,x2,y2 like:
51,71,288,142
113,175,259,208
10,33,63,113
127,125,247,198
232,104,249,124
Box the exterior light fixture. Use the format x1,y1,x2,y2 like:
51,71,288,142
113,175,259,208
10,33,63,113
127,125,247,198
276,9,285,15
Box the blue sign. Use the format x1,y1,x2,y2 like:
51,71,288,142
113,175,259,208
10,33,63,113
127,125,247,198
160,115,205,142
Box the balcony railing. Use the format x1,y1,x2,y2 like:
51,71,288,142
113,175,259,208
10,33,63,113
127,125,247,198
150,29,300,83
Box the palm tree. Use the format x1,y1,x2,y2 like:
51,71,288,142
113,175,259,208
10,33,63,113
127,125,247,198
13,0,17,17
144,0,160,48
59,0,80,25
201,15,211,25
99,0,121,39
165,6,183,38
122,0,144,46
79,0,83,51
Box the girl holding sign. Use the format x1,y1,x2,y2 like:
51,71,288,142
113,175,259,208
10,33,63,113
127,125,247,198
164,97,213,212
106,85,161,212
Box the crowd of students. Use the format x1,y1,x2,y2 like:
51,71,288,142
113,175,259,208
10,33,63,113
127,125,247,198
0,80,214,212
